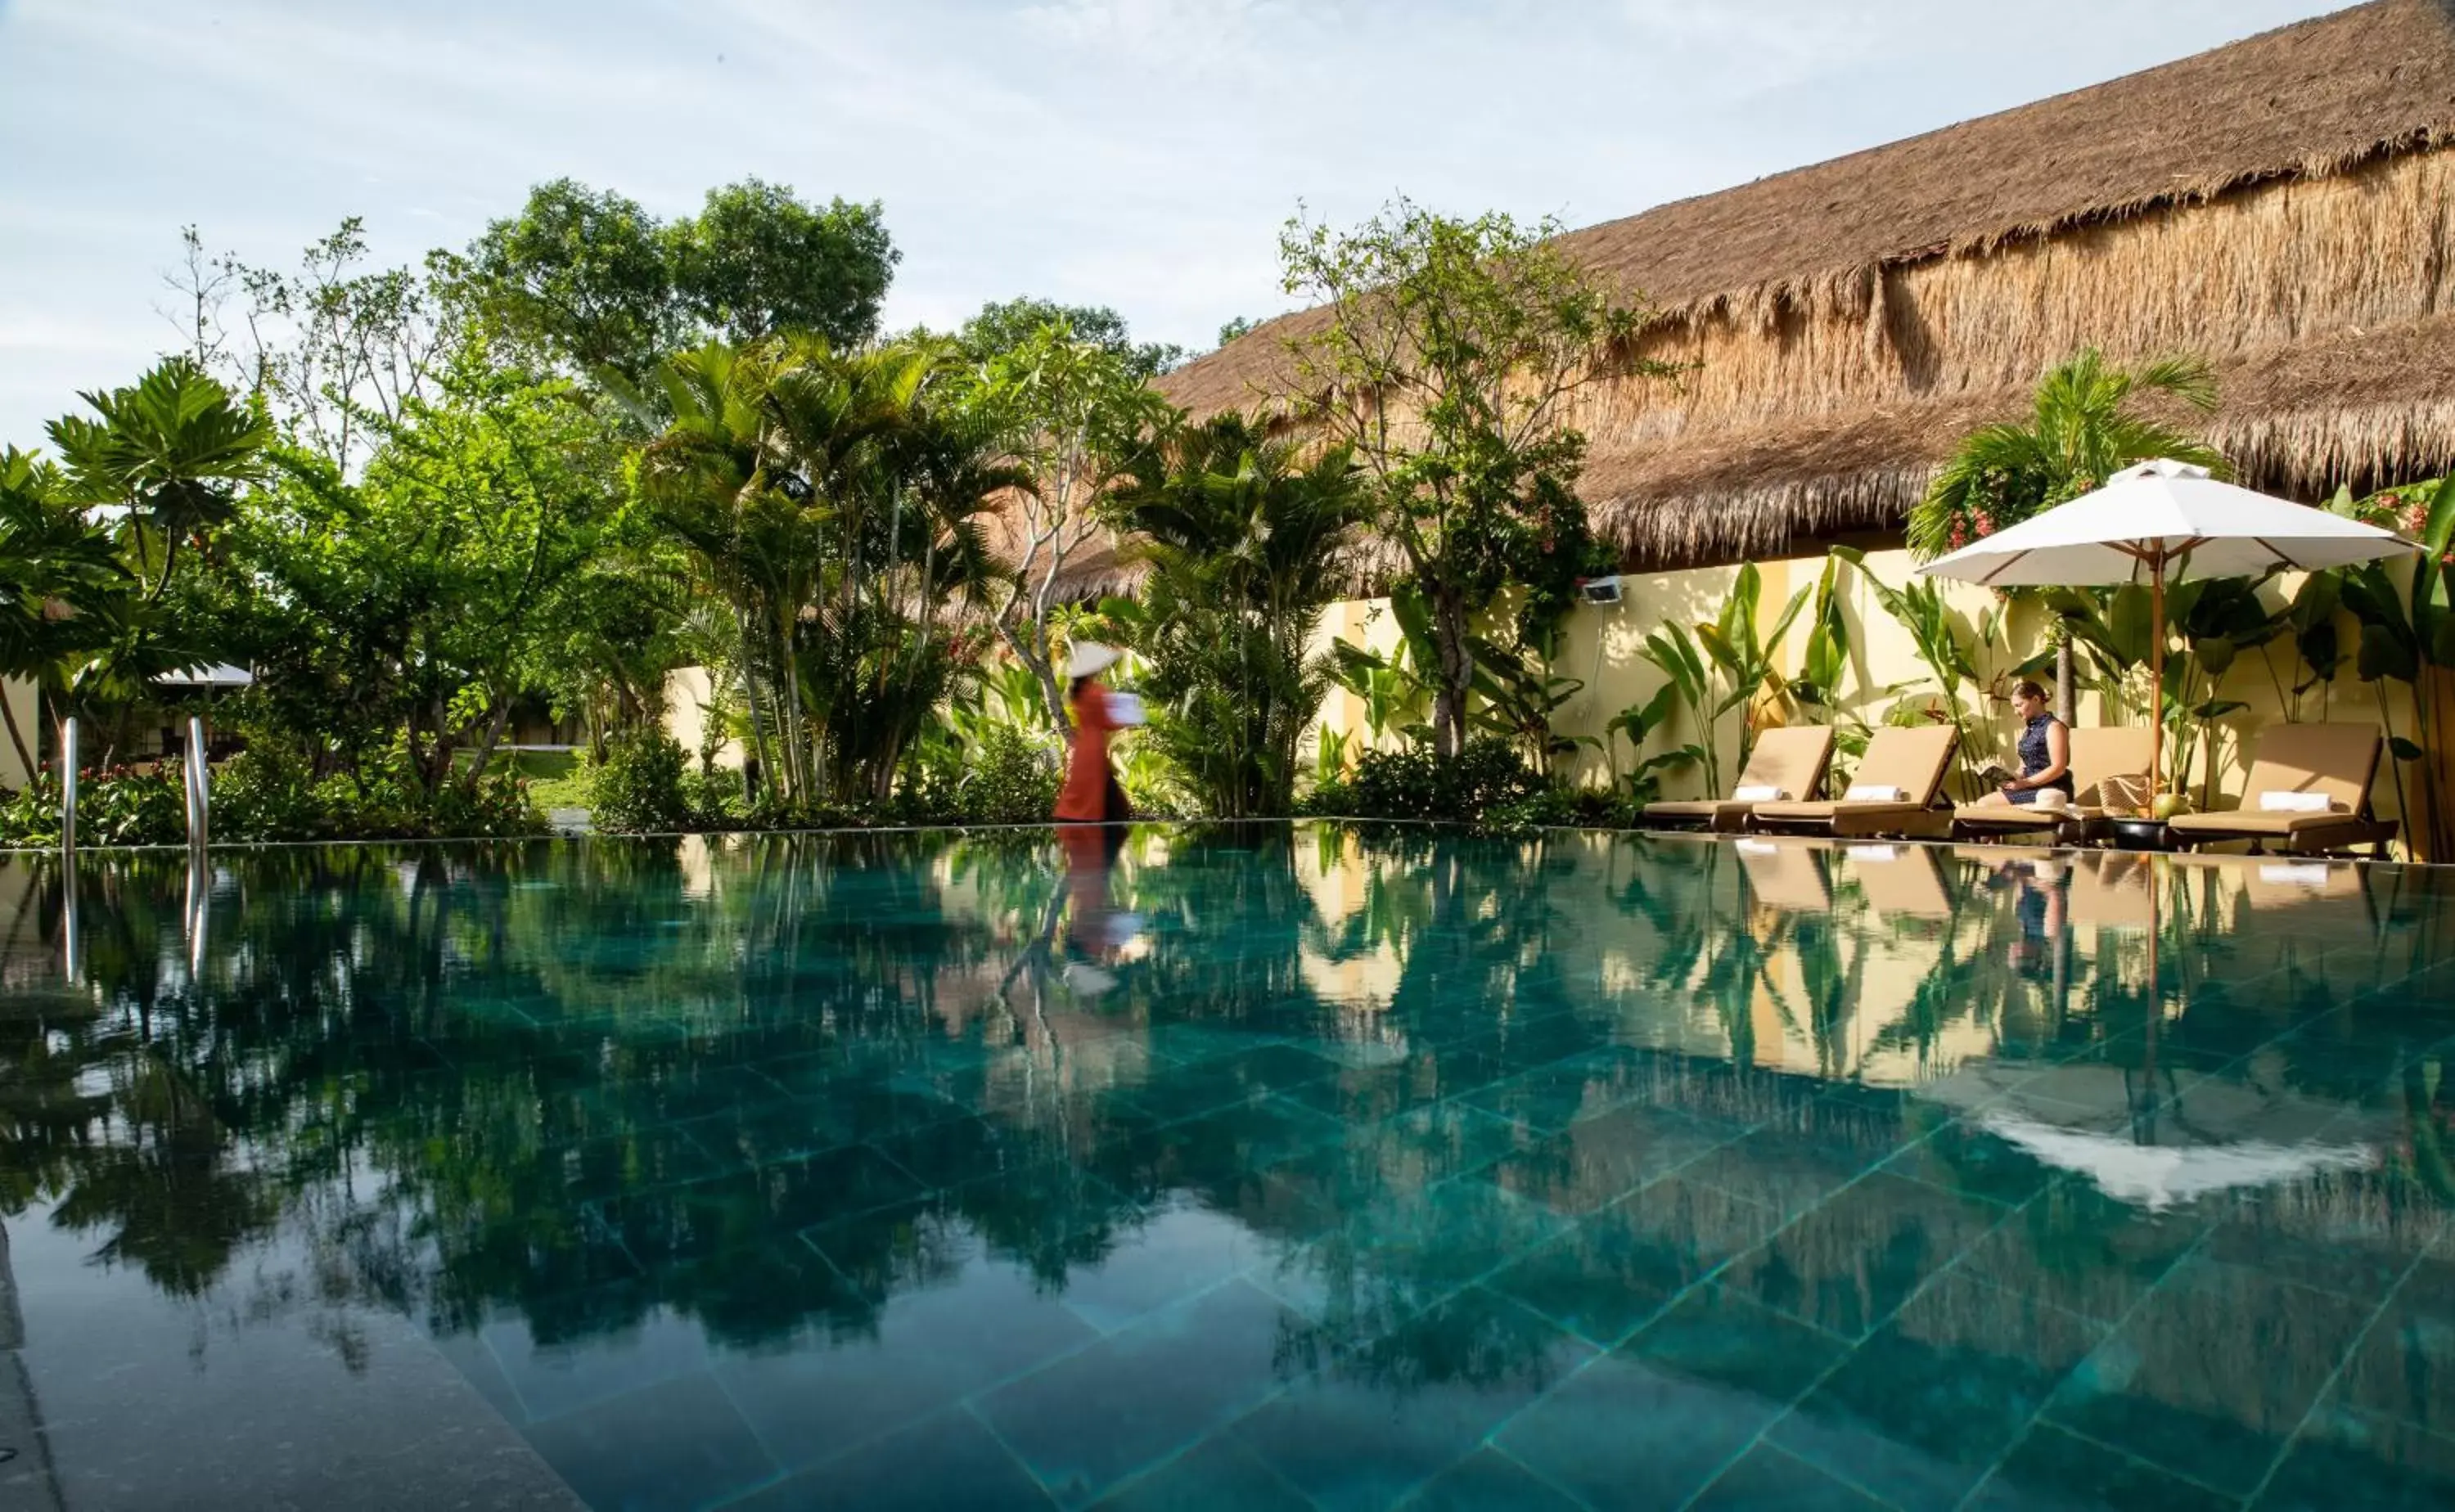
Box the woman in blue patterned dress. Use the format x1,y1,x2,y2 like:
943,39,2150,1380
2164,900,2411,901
1999,680,2073,806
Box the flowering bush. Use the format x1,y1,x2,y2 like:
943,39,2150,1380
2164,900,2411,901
2342,483,2455,569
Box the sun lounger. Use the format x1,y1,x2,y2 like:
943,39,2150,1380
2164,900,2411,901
1749,726,1959,839
2164,722,2399,858
1953,725,2155,843
1644,726,1837,833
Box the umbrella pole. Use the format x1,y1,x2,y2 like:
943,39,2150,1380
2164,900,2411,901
2148,556,2166,807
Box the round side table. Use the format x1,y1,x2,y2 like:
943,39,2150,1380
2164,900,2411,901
2103,817,2173,852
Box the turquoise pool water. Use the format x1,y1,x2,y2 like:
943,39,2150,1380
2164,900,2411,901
2,826,2453,1510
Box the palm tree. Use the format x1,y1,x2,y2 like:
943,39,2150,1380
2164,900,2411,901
637,339,831,803
1911,349,2227,716
825,358,1025,799
637,335,1025,806
46,357,272,602
1108,412,1366,817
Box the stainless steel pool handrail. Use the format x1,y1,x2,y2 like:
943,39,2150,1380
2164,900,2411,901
185,716,209,852
59,717,77,862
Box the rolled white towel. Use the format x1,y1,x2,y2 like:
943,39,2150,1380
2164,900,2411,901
2258,862,2335,889
2255,790,2340,814
1843,784,1908,803
1731,784,1787,802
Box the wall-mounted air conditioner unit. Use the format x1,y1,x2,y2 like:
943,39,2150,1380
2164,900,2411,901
1578,575,1624,605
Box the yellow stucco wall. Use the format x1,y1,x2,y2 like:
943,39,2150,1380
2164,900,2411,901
0,677,36,790
663,665,746,771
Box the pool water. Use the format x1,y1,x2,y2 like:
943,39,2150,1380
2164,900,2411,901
3,826,2454,1510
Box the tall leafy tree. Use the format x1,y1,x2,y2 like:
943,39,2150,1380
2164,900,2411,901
196,340,622,794
1277,199,1664,757
446,177,899,384
960,298,1183,380
975,319,1177,727
669,179,896,348
1106,412,1365,817
442,179,680,380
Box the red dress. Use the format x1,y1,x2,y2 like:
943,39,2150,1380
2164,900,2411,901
1055,685,1122,823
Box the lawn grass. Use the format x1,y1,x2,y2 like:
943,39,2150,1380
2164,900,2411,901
461,748,590,810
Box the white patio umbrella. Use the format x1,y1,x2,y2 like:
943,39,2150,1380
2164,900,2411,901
1917,459,2417,799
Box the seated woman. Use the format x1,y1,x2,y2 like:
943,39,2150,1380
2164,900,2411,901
1998,679,2073,807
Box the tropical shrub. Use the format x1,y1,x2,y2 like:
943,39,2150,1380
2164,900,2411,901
1482,784,1644,832
952,722,1061,826
211,744,329,841
0,766,186,848
590,729,693,833
1300,738,1542,825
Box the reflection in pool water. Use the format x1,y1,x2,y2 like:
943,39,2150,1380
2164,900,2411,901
2,826,2453,1509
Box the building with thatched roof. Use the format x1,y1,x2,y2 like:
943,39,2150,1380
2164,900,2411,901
1159,0,2455,574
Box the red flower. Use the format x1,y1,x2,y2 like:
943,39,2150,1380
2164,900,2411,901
1949,524,1970,551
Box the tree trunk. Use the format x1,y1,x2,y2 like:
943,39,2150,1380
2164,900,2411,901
2055,633,2076,726
998,614,1070,735
777,619,809,805
421,695,457,798
465,696,516,786
1428,592,1474,759
1034,656,1068,736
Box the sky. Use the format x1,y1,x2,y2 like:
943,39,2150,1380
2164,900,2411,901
0,0,2349,444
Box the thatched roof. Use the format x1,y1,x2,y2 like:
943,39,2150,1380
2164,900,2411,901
1144,0,2455,578
1578,312,2455,566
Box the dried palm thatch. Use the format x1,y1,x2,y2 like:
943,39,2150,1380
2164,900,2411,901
1133,0,2455,586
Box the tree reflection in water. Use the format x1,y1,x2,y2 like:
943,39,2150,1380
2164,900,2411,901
2,826,2453,1471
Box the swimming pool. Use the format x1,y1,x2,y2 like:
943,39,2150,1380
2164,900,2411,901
2,826,2451,1510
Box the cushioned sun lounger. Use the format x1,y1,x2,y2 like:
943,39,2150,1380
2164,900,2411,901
1750,726,1959,839
2165,722,2399,858
1644,725,1836,833
1953,725,2155,842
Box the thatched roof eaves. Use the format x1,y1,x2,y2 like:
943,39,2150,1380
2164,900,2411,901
1159,0,2455,418
1585,313,2455,569
1046,313,2455,596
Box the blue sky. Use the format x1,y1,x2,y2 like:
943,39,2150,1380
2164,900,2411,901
1,0,2344,443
